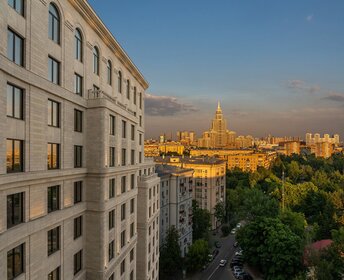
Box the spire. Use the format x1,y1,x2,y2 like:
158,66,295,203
217,101,221,111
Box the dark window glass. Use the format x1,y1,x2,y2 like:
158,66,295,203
7,29,24,66
121,230,126,248
126,79,130,99
139,92,142,109
131,150,135,165
47,226,60,255
118,71,122,93
130,198,134,214
139,152,142,164
121,176,126,193
48,4,60,44
7,243,24,279
74,216,82,239
74,74,83,96
74,146,83,168
139,134,142,145
109,274,114,280
109,147,115,167
121,203,126,221
74,109,83,132
47,143,60,170
131,125,135,141
7,192,24,229
133,87,137,105
93,47,99,75
74,250,82,275
6,139,24,173
130,174,135,190
130,249,134,262
122,120,126,138
121,148,126,166
120,259,125,275
109,240,114,261
75,29,82,62
130,271,134,280
93,84,99,92
48,99,60,127
47,185,60,213
130,222,134,238
8,0,24,15
109,115,115,135
109,178,115,198
107,60,112,85
109,209,115,230
48,267,60,280
7,84,23,119
48,56,60,84
139,116,142,127
74,181,82,204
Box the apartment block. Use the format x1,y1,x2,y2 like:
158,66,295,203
137,161,160,280
156,165,193,257
0,0,147,279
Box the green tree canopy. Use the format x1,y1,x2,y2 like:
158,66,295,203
186,239,209,272
192,200,211,241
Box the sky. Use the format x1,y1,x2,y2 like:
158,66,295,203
88,0,344,140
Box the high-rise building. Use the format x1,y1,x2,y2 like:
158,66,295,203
0,1,150,279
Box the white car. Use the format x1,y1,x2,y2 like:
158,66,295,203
219,260,227,267
231,228,237,234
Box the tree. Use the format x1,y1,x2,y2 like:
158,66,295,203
192,200,211,241
221,225,230,236
159,226,183,279
236,217,304,280
279,209,307,238
214,201,226,224
186,239,209,272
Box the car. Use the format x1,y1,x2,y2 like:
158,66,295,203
242,272,253,280
235,251,243,257
212,249,219,257
231,228,237,234
230,261,243,268
234,270,246,279
236,222,242,228
233,241,239,247
215,241,221,248
219,259,227,267
208,254,213,262
232,266,243,273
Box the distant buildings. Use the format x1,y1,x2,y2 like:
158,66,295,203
305,133,340,158
306,133,340,146
156,165,193,257
144,141,185,157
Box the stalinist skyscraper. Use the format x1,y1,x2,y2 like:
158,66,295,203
198,102,237,148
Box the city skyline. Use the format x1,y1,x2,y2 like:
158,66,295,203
88,0,344,139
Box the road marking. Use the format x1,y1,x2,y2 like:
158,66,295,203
207,265,219,280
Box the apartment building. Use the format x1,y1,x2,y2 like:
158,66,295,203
156,164,193,257
137,161,160,280
0,0,147,279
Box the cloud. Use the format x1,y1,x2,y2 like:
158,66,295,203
322,92,344,102
144,93,198,116
287,79,321,94
306,14,313,22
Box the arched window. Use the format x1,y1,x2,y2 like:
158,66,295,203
133,87,137,104
107,60,112,85
75,28,82,62
48,3,60,44
126,79,130,99
93,47,99,75
118,71,122,93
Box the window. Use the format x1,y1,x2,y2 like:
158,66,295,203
93,47,99,75
48,185,60,213
130,271,134,280
133,87,137,104
74,250,82,275
130,198,135,214
7,84,23,119
130,174,135,190
109,147,115,167
48,99,60,127
118,71,122,93
139,152,142,164
48,4,60,44
139,92,142,109
122,120,126,138
8,0,24,15
93,84,99,92
74,216,82,239
131,150,135,165
48,267,60,280
74,145,83,168
121,148,126,166
107,60,112,85
120,259,125,275
7,243,24,279
6,139,23,173
131,125,135,140
48,56,60,84
47,143,60,170
109,115,115,135
139,116,142,127
74,109,83,132
126,79,130,99
121,230,126,248
139,134,142,145
7,29,24,66
121,176,126,193
130,222,134,238
121,203,126,221
109,209,115,230
7,192,24,229
130,249,134,262
74,73,83,96
47,226,60,255
109,240,114,261
75,29,82,62
109,179,115,198
109,274,114,280
74,181,82,204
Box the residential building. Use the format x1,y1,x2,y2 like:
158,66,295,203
0,1,147,279
156,165,193,257
305,133,340,146
280,141,301,156
137,161,160,280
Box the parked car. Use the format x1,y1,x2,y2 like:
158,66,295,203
242,272,253,280
231,228,237,234
234,270,246,279
230,260,243,268
219,259,227,267
215,241,221,248
213,249,219,257
233,241,239,247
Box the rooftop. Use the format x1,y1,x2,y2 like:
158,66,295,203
155,156,226,165
155,164,194,177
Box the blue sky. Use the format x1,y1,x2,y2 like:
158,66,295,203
88,0,344,139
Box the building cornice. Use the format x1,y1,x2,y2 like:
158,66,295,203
70,0,149,90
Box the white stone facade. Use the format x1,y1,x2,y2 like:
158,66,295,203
0,0,148,279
